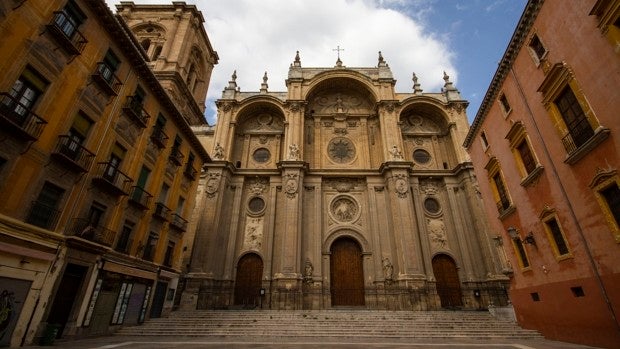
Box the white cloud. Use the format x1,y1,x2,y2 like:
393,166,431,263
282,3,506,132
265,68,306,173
105,0,457,124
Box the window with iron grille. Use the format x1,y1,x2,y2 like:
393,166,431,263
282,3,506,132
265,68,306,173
493,173,510,211
26,182,64,229
516,139,537,174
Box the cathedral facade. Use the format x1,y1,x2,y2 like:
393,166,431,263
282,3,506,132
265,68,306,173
182,53,510,310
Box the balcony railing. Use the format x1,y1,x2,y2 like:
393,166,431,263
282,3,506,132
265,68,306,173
92,62,122,96
183,165,198,180
122,96,151,128
92,162,133,196
51,135,95,172
25,201,62,230
496,200,512,213
65,218,116,247
0,92,48,141
170,213,188,232
168,147,184,166
150,126,169,149
46,11,87,55
561,117,595,154
128,186,153,209
153,202,171,221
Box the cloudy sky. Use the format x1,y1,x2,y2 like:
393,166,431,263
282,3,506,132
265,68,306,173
104,0,526,125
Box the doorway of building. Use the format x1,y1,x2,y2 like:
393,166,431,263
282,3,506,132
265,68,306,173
233,253,263,308
46,263,87,337
330,237,365,306
432,254,463,308
149,281,167,318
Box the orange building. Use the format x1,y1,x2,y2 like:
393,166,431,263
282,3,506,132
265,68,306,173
464,0,620,347
0,0,216,346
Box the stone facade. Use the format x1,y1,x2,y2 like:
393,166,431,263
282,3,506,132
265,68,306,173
182,54,510,311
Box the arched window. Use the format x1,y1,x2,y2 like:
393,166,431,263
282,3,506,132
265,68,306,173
152,45,162,60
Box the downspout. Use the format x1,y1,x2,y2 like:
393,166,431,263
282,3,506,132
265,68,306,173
509,67,620,332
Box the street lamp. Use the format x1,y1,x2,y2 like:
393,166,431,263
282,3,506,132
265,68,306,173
507,226,536,246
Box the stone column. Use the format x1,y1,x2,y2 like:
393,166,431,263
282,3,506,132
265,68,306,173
380,162,424,280
272,161,307,309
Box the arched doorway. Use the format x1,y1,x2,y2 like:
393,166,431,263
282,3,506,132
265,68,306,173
234,253,263,307
330,237,365,306
432,254,463,308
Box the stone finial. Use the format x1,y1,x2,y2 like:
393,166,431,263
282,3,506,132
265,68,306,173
260,71,268,92
294,50,301,67
443,71,457,91
412,72,422,94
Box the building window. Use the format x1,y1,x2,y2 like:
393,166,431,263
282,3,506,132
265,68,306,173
87,202,106,228
151,113,169,148
505,121,543,186
528,33,547,63
115,221,134,253
590,1,620,52
253,148,271,163
499,93,511,116
513,238,530,269
538,63,609,164
143,232,158,261
480,131,489,150
103,143,125,182
555,86,595,151
163,241,175,267
485,157,513,218
4,66,48,120
413,149,431,164
590,169,620,242
93,49,122,95
541,212,571,259
26,182,64,229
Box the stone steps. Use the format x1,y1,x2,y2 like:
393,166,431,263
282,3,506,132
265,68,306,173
116,310,542,339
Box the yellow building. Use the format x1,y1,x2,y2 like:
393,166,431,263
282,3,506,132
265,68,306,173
0,0,216,346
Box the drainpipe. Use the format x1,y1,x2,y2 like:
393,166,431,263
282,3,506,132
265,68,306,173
509,67,620,332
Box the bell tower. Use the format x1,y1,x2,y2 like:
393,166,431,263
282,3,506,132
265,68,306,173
116,1,219,125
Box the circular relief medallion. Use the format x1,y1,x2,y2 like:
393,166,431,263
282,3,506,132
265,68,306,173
424,197,441,214
253,148,271,163
330,196,359,223
413,149,431,164
327,137,356,163
248,196,266,214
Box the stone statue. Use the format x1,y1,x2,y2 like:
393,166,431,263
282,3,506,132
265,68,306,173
389,145,403,160
288,143,300,160
213,142,224,159
304,258,313,283
382,257,394,283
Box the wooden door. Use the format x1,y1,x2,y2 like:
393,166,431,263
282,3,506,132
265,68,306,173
432,254,463,307
330,238,365,306
234,253,263,307
149,281,167,318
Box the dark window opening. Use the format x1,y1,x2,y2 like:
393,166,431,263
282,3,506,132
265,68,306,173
26,182,64,229
115,221,134,253
499,94,511,113
480,131,489,148
530,292,540,302
546,217,569,255
601,183,620,227
529,34,547,60
493,173,510,211
515,239,530,268
571,286,585,297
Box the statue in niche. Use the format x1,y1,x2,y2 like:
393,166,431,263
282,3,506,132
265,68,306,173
389,145,403,160
382,257,394,284
428,218,447,247
287,143,300,160
303,258,314,283
213,142,224,159
334,95,345,113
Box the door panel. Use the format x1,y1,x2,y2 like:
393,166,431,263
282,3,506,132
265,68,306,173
432,254,463,307
234,254,263,307
330,238,365,306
